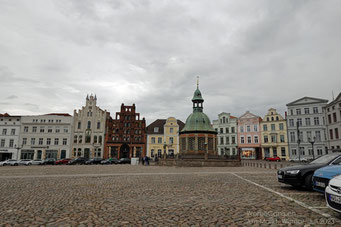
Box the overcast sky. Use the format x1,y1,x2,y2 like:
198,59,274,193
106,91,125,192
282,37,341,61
1,0,341,124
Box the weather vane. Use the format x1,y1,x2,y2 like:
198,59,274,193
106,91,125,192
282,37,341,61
197,76,199,88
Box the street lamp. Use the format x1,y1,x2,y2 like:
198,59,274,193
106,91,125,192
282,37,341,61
296,121,301,161
14,144,23,160
308,137,316,160
163,142,167,159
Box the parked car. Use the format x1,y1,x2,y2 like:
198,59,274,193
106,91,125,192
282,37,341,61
2,159,20,166
85,158,103,165
289,157,308,162
55,159,72,165
43,158,56,165
0,160,10,166
313,164,341,193
19,159,33,166
68,157,88,165
265,157,281,162
32,160,43,165
101,158,118,165
277,152,341,190
325,174,341,213
118,158,131,164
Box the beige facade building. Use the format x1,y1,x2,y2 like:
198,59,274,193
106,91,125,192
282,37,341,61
146,117,184,158
72,95,110,159
19,114,73,160
325,92,341,152
260,108,289,160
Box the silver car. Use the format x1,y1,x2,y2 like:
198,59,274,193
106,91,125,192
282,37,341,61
19,159,33,166
3,159,19,166
0,160,10,166
32,160,43,165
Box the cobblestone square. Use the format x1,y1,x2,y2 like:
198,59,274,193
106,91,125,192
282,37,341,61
0,165,340,226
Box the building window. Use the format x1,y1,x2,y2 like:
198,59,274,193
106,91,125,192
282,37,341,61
39,138,43,145
64,128,68,133
154,127,159,133
278,123,283,130
296,109,301,115
314,117,320,125
333,113,337,122
23,138,27,145
158,149,162,157
273,148,277,157
54,138,59,145
9,139,14,148
24,126,28,132
220,128,223,133
48,128,53,133
220,137,224,145
78,122,81,129
151,137,155,144
317,148,323,156
313,107,318,114
247,126,250,132
305,118,311,126
31,138,35,145
97,122,100,129
300,147,305,156
79,135,82,143
170,128,173,133
32,127,37,132
281,147,286,156
247,136,252,143
290,109,293,115
63,138,67,145
2,129,7,135
263,124,267,131
289,119,294,127
94,136,97,143
99,136,102,144
158,137,162,144
254,136,258,144
240,136,244,144
151,149,154,157
226,127,229,133
0,139,5,147
315,131,321,141
231,127,235,133
330,129,334,140
87,121,91,129
304,108,309,114
271,135,277,143
292,148,297,156
169,137,173,144
231,136,236,144
280,135,285,142
290,132,295,143
40,127,44,133
264,136,268,143
11,129,15,135
328,115,332,124
47,138,51,145
240,126,244,132
226,136,230,144
297,118,302,127
271,124,275,131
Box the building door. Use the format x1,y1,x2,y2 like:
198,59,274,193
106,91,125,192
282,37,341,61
120,144,130,158
264,148,270,158
60,150,66,159
37,150,42,160
84,148,90,159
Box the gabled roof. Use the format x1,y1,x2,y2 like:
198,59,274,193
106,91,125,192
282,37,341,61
286,96,328,106
239,111,260,119
147,119,185,135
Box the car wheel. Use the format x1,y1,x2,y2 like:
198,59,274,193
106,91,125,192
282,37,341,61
14,163,18,166
304,173,313,190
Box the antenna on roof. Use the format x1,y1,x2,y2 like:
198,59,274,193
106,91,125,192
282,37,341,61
332,90,335,101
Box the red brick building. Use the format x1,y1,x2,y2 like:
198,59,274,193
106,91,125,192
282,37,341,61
104,104,146,159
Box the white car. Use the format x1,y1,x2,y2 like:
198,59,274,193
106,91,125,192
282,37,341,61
0,159,19,166
0,160,10,166
325,175,341,212
32,160,43,165
19,159,33,166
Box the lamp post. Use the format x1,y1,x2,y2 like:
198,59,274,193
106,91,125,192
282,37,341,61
308,137,316,160
296,121,301,161
14,144,23,160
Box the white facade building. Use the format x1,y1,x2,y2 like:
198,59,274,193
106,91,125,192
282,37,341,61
325,92,341,152
19,114,73,160
286,97,328,160
72,94,109,159
212,112,238,156
0,114,21,160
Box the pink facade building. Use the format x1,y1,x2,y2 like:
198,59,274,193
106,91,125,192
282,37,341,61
238,111,262,159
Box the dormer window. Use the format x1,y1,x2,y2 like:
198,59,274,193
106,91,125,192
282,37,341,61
154,127,159,133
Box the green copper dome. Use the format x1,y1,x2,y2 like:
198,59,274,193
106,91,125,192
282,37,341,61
181,85,216,134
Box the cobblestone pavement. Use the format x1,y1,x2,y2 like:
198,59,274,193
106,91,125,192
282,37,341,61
0,165,341,226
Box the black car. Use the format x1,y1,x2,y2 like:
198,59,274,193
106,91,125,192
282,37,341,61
118,158,131,164
277,152,341,190
85,158,103,165
43,158,56,165
68,157,88,165
100,158,118,165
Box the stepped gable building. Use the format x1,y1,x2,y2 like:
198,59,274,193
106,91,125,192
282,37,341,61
72,94,110,159
146,117,185,158
325,92,341,152
260,108,289,160
0,113,21,161
179,83,217,156
20,113,72,160
286,97,328,160
238,111,262,159
212,112,238,156
104,104,146,159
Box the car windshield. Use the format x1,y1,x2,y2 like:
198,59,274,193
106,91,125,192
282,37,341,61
310,153,341,164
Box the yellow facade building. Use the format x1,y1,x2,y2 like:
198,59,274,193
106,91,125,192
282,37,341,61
260,108,289,160
146,117,185,158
